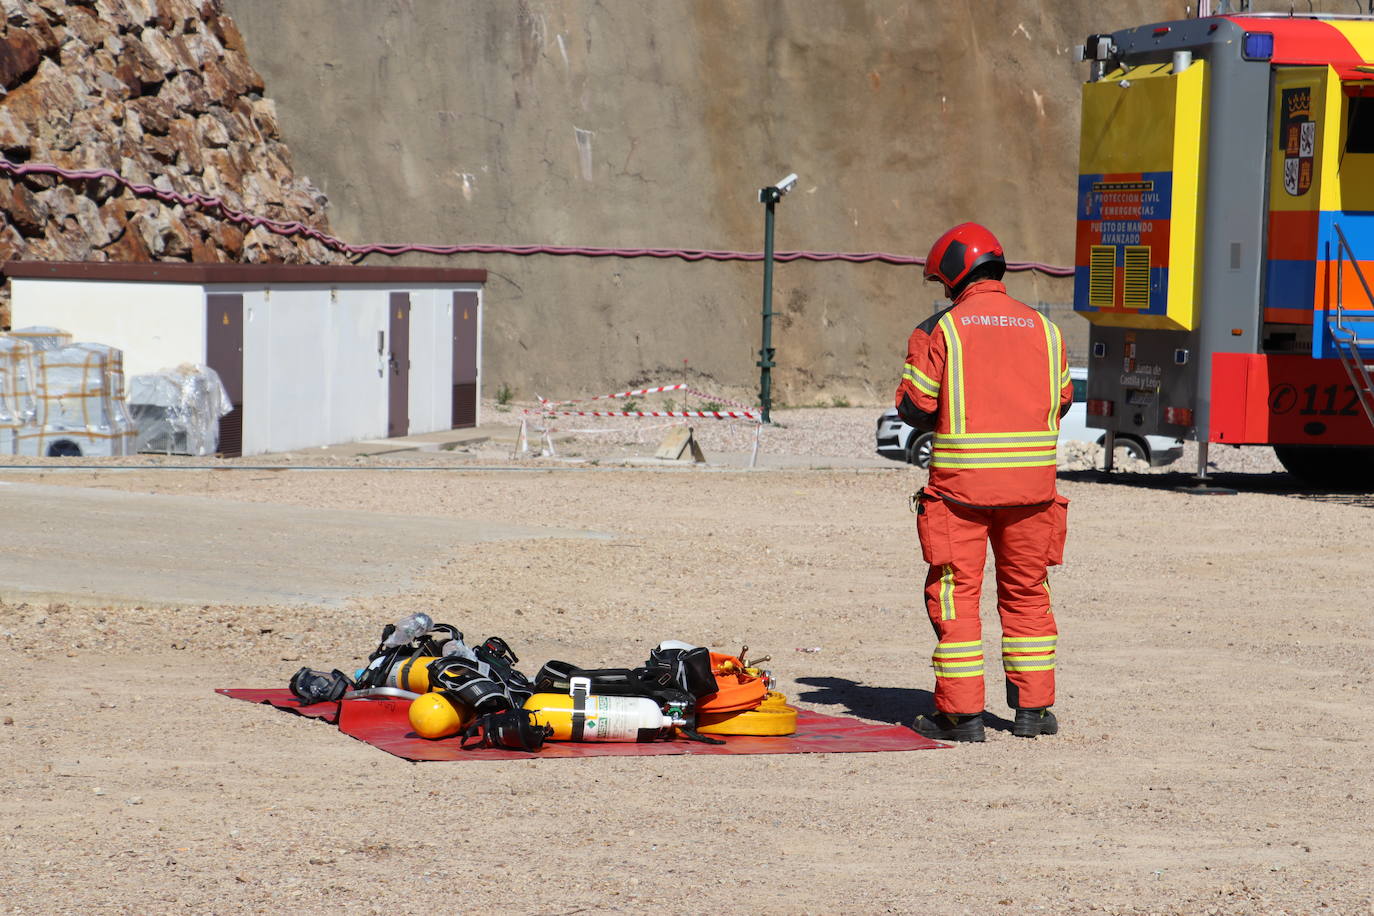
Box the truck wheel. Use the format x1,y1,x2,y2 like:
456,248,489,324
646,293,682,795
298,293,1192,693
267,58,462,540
1097,435,1148,466
906,432,933,468
1114,437,1148,463
1274,445,1374,490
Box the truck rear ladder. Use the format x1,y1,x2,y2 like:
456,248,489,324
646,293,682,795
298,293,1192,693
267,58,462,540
1327,223,1374,430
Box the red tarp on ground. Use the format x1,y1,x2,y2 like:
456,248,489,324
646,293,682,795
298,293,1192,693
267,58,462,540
217,688,947,761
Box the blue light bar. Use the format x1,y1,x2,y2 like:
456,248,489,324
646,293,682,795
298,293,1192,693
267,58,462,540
1243,32,1274,61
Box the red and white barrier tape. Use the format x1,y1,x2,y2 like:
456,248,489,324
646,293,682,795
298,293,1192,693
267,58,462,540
517,395,764,464
542,409,758,419
683,387,754,412
540,421,679,437
530,382,760,420
538,383,688,408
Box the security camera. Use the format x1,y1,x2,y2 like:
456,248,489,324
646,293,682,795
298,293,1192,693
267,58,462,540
758,172,799,203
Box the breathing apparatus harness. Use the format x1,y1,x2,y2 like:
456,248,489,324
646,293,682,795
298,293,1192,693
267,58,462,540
424,646,553,751
332,621,554,751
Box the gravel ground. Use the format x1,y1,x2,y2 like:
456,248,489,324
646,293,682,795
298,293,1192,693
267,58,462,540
485,400,1288,474
0,398,1288,475
482,399,896,462
1,406,1367,915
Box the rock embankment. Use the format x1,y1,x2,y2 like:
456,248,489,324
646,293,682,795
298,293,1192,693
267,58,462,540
0,0,344,326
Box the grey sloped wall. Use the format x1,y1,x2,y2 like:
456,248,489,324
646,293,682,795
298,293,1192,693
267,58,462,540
222,0,1198,404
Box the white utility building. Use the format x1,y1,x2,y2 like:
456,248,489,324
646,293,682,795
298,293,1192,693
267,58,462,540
4,261,485,456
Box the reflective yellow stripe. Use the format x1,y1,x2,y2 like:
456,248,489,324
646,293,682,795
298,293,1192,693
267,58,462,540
1043,319,1061,431
931,447,1059,457
902,371,939,398
933,659,984,672
938,565,956,621
931,460,1057,469
939,314,966,433
902,363,940,397
932,451,1058,469
934,431,1060,449
933,633,982,677
1003,660,1055,672
1002,636,1059,647
933,667,985,679
932,427,1060,468
1003,631,1056,673
932,448,1058,459
936,430,1062,440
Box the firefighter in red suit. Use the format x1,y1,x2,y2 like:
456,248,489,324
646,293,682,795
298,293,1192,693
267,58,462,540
896,222,1072,742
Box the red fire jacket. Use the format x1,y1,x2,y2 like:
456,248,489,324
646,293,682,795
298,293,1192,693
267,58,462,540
896,280,1072,507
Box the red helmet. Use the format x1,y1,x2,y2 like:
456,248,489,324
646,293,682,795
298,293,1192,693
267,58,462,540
923,222,1006,293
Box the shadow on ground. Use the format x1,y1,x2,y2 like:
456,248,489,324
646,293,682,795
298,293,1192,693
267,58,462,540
1058,469,1374,508
795,677,1021,733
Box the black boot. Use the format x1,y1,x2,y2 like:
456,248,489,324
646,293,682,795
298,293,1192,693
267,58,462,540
1012,707,1058,738
912,711,986,743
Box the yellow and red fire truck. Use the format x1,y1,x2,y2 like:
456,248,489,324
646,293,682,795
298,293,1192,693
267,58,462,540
1074,12,1374,485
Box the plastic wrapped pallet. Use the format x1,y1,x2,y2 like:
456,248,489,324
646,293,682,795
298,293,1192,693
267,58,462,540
0,336,37,455
7,326,73,352
17,344,132,458
128,364,232,456
74,343,138,455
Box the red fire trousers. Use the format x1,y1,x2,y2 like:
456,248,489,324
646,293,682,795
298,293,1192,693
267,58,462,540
916,489,1067,714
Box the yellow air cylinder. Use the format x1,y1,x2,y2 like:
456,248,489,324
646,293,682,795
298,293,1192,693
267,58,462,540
408,690,474,739
697,691,798,736
385,656,439,693
523,679,681,742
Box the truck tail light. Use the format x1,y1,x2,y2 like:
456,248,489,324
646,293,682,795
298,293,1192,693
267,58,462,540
1164,406,1193,426
1087,399,1114,417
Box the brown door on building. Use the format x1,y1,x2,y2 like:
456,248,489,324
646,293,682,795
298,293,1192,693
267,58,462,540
206,293,244,457
452,290,478,428
388,292,411,438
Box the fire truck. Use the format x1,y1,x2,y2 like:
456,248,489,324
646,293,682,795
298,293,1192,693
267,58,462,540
1074,12,1374,486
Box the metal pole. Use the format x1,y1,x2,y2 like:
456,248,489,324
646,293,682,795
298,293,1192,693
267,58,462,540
758,197,776,424
755,173,795,424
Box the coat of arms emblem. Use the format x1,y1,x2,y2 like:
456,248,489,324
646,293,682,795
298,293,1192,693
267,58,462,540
1281,87,1315,197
